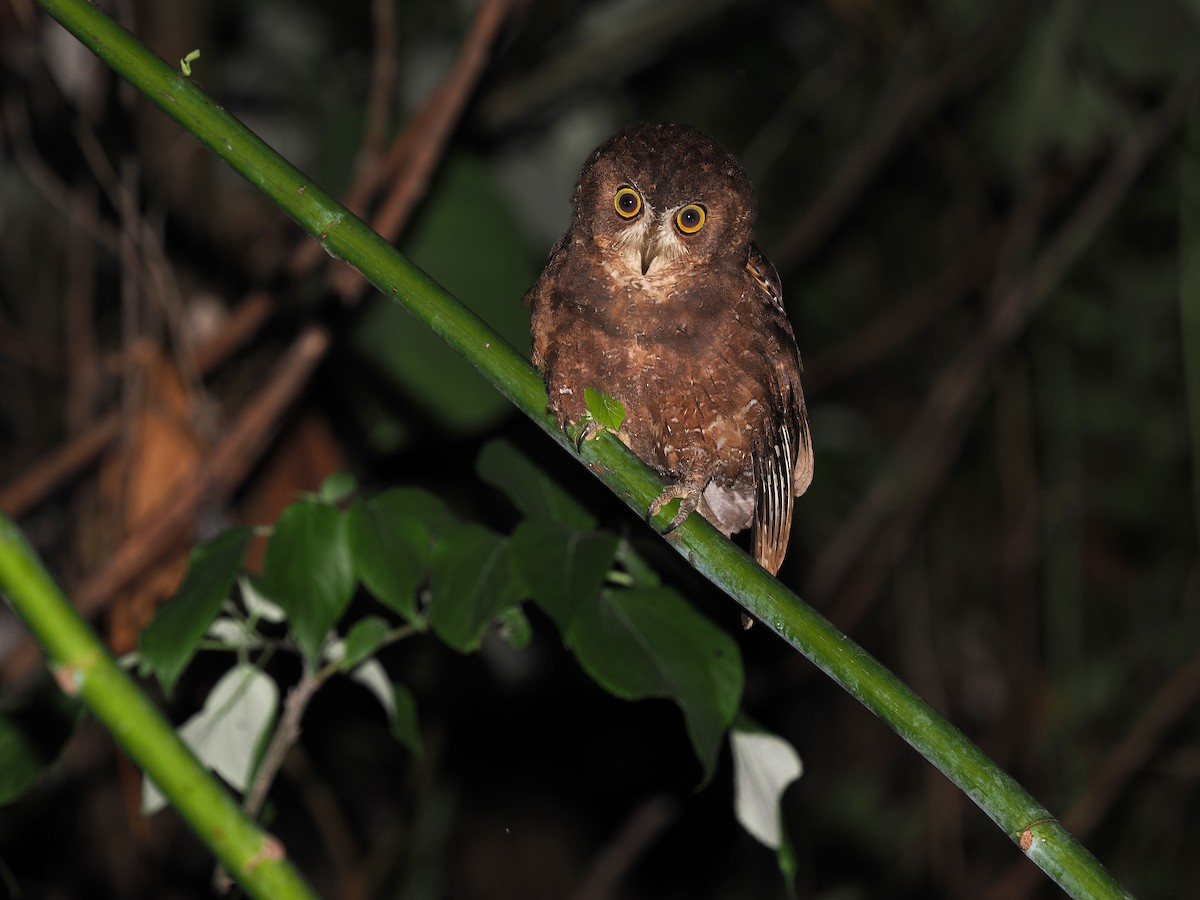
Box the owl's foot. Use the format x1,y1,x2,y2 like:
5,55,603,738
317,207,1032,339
572,417,605,450
647,483,701,534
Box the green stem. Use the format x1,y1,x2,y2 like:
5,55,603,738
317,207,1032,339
0,516,318,900
28,1,1133,897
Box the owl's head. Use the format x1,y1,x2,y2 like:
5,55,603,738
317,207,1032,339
571,123,756,278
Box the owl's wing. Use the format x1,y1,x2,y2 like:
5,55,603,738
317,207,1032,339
525,231,572,372
746,243,814,574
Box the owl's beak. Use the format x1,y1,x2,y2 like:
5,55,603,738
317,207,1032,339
639,232,657,275
628,218,680,276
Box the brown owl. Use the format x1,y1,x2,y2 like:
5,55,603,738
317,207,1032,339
527,122,813,579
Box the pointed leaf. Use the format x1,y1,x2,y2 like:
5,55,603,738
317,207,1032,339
510,520,618,632
731,725,803,849
566,587,742,782
584,386,626,432
495,605,532,650
139,527,251,697
350,155,537,433
365,486,456,540
142,664,278,815
476,439,595,530
263,500,355,663
0,695,77,807
428,524,525,652
350,661,422,757
319,471,358,505
240,575,285,623
345,491,432,624
205,617,261,650
0,715,45,806
341,616,390,670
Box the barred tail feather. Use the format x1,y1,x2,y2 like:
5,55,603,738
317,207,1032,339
752,424,795,576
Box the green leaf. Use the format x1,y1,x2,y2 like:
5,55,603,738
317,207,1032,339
0,715,44,805
495,605,532,650
566,587,742,783
584,387,626,432
428,524,525,652
345,491,435,625
510,520,618,632
341,616,390,670
382,486,457,540
263,500,356,663
350,155,537,434
986,7,1115,176
139,527,251,697
615,539,661,589
142,663,278,815
319,471,358,505
0,694,77,807
730,722,803,850
350,661,422,757
476,439,596,530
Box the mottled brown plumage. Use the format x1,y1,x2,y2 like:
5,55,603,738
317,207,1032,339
527,122,813,583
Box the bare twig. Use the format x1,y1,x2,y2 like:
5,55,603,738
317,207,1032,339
982,654,1200,900
326,0,518,301
65,185,101,432
477,0,732,133
774,6,1028,272
804,226,1001,393
806,71,1200,616
215,657,331,893
1,91,121,257
361,0,397,162
569,796,679,900
283,748,365,900
0,292,273,519
0,327,330,688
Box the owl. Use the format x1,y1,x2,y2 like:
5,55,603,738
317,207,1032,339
527,122,813,581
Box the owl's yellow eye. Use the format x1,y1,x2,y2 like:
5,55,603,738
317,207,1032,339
675,204,706,234
614,186,642,219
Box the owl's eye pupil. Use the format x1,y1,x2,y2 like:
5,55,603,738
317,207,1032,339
675,204,707,234
614,187,642,218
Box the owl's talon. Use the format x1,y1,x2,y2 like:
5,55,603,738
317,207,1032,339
647,484,701,534
574,418,604,449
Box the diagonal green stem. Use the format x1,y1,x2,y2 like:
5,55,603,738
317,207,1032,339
24,1,1134,897
0,516,318,900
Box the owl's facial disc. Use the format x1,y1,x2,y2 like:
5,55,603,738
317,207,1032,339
639,218,688,276
612,209,689,277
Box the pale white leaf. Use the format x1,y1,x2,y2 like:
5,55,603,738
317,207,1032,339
206,617,258,648
323,637,345,665
141,664,278,816
240,576,286,623
731,728,803,849
350,659,395,721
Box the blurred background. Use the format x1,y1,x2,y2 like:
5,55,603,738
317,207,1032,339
2,0,1200,897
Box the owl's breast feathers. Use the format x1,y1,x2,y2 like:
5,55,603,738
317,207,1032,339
527,232,813,574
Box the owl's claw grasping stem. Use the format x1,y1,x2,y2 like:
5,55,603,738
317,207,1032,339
647,483,701,534
572,418,605,450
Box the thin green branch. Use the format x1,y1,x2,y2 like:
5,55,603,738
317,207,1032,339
26,1,1135,897
0,516,318,900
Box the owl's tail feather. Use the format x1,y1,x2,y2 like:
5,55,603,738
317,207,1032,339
752,424,795,577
